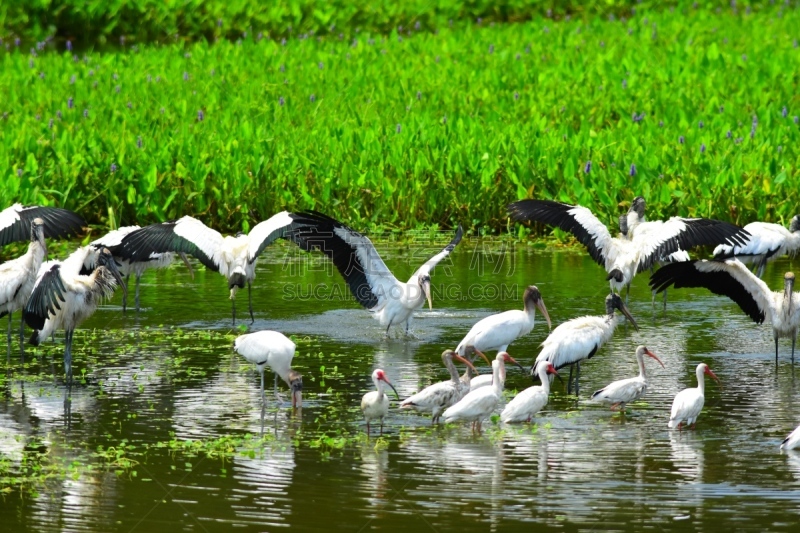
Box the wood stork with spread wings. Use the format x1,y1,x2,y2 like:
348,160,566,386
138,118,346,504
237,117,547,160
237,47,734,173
508,199,749,298
287,211,463,336
532,293,639,396
650,259,800,363
117,212,304,324
0,204,85,248
1,218,47,349
24,247,127,379
591,345,665,411
668,363,721,430
713,216,800,278
90,226,193,312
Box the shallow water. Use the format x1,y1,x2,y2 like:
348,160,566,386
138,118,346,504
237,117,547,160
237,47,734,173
2,240,800,532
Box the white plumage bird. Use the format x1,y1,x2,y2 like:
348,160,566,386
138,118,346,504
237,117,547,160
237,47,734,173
532,293,639,395
361,368,399,435
651,259,800,363
442,352,520,432
781,424,800,451
24,247,127,378
591,345,665,411
400,350,479,424
90,226,193,312
1,218,46,348
668,363,721,430
508,199,749,297
234,330,303,408
118,212,304,324
500,362,558,424
288,211,463,336
713,217,800,278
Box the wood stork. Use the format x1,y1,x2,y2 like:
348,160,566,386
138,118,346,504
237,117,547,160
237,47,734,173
91,226,193,312
713,216,800,278
781,424,800,451
508,199,750,298
400,350,479,424
668,363,721,430
117,212,305,324
0,203,85,248
361,368,399,435
24,247,127,379
442,352,520,431
1,218,46,348
233,330,303,408
500,362,558,423
532,293,639,396
650,259,800,363
287,211,463,336
591,345,665,411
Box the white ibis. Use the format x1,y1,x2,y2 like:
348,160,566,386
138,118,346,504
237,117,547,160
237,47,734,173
1,218,46,347
713,216,800,278
668,363,721,430
91,226,193,312
400,350,480,424
118,212,304,324
24,247,127,379
591,345,665,411
442,352,520,432
781,424,800,450
532,293,639,395
361,368,399,435
288,211,463,336
508,199,750,298
500,362,558,423
650,259,800,363
233,330,303,408
0,203,84,248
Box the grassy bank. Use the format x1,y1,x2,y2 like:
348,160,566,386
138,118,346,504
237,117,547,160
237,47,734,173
1,5,799,233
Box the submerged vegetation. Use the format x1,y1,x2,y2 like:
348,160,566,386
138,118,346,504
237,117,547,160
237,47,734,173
2,4,799,233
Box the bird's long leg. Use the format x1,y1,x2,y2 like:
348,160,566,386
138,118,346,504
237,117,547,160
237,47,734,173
776,334,780,365
274,372,286,404
7,313,12,360
575,362,581,396
64,329,74,383
663,287,668,311
135,274,142,312
248,281,254,324
232,298,237,326
366,421,371,435
792,332,796,364
380,419,384,436
567,365,574,394
122,274,130,312
18,313,25,361
260,370,266,408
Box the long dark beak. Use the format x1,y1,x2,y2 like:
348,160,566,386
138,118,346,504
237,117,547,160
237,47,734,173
179,252,195,279
454,354,478,376
383,378,400,400
619,302,639,331
537,299,552,330
292,389,303,408
107,257,128,298
505,354,525,373
645,348,665,369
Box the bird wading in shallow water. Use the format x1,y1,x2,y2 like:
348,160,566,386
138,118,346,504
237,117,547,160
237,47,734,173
361,368,399,435
591,345,665,412
234,330,303,409
668,363,721,430
501,362,559,424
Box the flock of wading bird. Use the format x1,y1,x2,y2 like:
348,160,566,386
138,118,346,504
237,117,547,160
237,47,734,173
1,199,800,450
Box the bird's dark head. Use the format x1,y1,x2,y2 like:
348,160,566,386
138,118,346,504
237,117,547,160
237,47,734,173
288,370,303,408
619,214,629,237
629,196,646,219
790,216,800,234
418,274,432,310
606,293,639,331
523,285,552,329
31,217,45,244
97,247,128,297
606,269,624,284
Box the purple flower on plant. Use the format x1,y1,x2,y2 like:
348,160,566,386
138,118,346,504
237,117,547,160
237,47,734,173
700,144,706,153
318,62,324,69
280,64,285,72
17,168,23,177
127,101,132,109
679,136,685,144
489,44,494,54
137,136,143,148
48,118,53,129
633,112,645,123
630,164,637,176
89,69,94,77
39,72,45,79
279,96,285,106
514,92,520,101
183,71,189,80
698,120,704,128
113,72,118,80
35,114,40,121
14,38,20,47
70,75,76,84
83,108,88,118
416,91,422,100
584,161,591,173
795,116,799,124
396,123,401,133
66,40,72,51
110,163,118,173
29,59,34,68
115,85,121,93
658,121,664,127
442,115,447,125
727,130,732,138
56,110,62,120
309,94,316,102
622,79,627,89
68,97,74,108
281,38,286,46
783,106,788,118
197,110,204,121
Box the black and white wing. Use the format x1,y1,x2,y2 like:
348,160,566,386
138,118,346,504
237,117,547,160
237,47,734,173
413,225,464,278
649,259,771,324
247,211,305,262
91,226,140,253
632,218,751,272
0,204,85,246
508,199,618,267
24,263,67,330
118,216,224,272
286,211,401,310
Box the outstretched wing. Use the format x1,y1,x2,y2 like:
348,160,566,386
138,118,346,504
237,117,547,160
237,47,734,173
0,204,86,246
413,224,463,278
24,263,67,330
508,199,616,267
90,226,140,253
287,211,400,311
247,211,305,262
632,218,751,273
118,216,224,272
649,259,771,324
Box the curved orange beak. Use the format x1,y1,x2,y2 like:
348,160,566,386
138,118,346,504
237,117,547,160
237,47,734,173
453,354,478,376
644,348,665,369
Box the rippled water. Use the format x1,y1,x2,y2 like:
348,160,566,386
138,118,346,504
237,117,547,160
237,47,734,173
2,241,800,532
